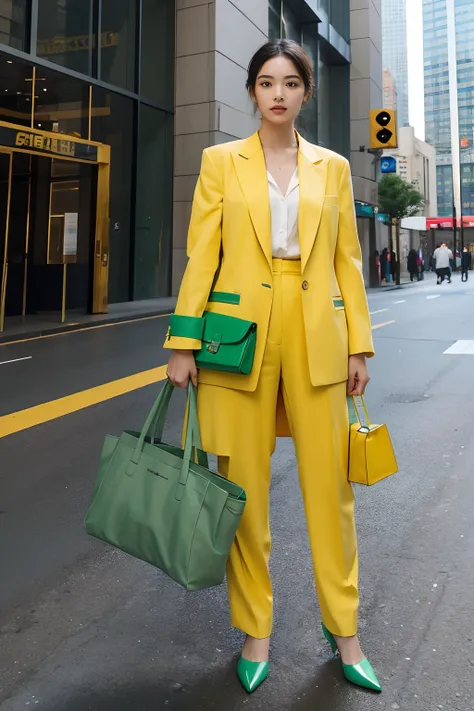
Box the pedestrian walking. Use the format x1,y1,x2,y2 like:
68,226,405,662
166,39,381,695
375,250,381,285
417,252,424,281
380,247,389,283
390,250,397,282
433,242,453,284
407,249,418,282
461,246,471,282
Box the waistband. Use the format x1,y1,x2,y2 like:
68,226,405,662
272,258,301,275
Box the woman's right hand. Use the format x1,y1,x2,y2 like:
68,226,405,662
166,350,198,389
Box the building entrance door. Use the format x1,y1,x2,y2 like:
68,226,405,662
0,121,110,332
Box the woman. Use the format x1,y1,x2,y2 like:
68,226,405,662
380,247,388,283
390,250,397,282
165,40,380,694
407,249,418,282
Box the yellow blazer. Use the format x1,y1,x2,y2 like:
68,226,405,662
165,131,374,393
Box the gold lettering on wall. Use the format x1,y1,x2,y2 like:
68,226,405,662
15,131,76,157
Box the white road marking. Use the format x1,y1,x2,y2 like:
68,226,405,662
427,295,441,300
444,341,474,355
0,356,32,366
370,309,389,315
394,300,406,304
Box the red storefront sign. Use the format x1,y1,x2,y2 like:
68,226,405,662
426,216,474,229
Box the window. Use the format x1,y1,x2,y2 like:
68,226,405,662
100,0,136,91
134,105,173,300
269,0,280,40
0,0,29,51
33,65,89,137
281,3,300,42
92,88,135,303
37,0,94,76
0,55,33,126
330,0,350,42
140,0,174,106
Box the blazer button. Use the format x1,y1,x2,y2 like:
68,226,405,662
302,280,309,290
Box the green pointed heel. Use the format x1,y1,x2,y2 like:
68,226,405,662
322,623,382,693
237,656,269,694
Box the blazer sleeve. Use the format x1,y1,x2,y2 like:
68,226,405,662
164,148,223,350
335,160,375,358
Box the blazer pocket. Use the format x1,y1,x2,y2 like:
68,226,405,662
208,291,241,305
324,196,339,208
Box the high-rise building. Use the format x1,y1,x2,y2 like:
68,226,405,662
423,0,474,217
0,0,382,335
381,0,409,128
383,69,398,112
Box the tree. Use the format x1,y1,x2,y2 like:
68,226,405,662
378,174,424,285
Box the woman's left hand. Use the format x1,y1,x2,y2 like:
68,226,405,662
347,354,370,396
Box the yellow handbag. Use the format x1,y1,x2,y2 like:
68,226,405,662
347,397,398,485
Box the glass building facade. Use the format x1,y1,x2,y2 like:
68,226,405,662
0,0,174,320
268,0,351,157
381,0,409,128
423,0,474,217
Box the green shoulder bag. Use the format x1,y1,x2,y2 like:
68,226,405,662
85,382,246,591
169,310,257,375
195,311,257,375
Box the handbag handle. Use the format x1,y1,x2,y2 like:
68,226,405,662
348,396,371,427
175,384,210,500
126,381,208,477
147,381,174,442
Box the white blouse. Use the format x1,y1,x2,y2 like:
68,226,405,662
268,169,300,259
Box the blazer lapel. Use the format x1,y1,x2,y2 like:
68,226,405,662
298,134,327,273
232,133,272,269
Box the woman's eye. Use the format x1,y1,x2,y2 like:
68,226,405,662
287,82,298,88
261,81,271,88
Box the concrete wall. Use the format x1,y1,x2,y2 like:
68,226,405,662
349,0,383,281
385,126,438,217
349,0,383,205
173,0,268,293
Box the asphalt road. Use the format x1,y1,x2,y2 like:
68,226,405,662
1,271,474,710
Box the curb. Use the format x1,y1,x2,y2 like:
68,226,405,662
0,307,172,345
367,281,421,293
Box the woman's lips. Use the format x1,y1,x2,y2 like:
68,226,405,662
270,107,287,114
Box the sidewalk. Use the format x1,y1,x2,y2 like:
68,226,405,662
366,271,431,293
366,279,414,293
0,297,177,344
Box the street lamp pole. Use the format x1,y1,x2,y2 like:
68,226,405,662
447,0,461,267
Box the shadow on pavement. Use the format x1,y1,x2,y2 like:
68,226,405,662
19,660,377,711
39,664,248,711
290,660,381,711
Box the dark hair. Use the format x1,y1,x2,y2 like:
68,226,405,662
246,39,314,97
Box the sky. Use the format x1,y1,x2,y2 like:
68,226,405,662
406,0,425,140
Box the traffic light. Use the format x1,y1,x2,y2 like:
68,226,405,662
370,109,397,149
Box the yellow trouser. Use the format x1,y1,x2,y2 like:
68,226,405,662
201,259,358,638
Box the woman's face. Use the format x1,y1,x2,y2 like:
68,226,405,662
251,55,308,126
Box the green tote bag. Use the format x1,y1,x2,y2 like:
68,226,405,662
85,382,246,591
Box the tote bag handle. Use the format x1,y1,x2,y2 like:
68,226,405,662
126,382,207,477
